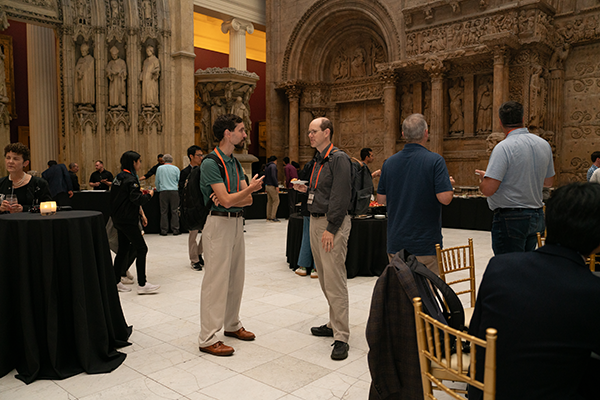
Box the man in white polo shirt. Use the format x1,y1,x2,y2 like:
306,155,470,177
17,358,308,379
475,101,554,255
155,153,180,236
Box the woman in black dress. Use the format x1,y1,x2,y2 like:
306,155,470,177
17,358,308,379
0,143,51,213
111,150,160,294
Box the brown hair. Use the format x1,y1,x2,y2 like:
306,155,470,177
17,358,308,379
4,142,31,162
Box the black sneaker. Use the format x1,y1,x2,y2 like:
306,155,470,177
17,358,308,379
311,324,334,337
331,340,349,360
198,254,205,267
192,262,203,271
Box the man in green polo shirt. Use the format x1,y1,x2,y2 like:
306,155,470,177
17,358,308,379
197,113,264,356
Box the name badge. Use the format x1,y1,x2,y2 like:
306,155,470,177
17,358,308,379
307,192,314,205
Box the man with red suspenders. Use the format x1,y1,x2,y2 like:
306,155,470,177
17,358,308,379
197,114,264,356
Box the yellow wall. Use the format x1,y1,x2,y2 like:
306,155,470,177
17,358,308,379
193,13,266,63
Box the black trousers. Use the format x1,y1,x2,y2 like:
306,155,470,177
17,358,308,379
113,222,148,286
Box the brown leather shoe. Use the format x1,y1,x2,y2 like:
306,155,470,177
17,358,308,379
199,341,234,356
224,327,256,341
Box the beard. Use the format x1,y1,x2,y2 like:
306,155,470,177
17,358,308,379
234,141,245,150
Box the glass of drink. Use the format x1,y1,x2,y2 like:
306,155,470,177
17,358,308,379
6,194,18,213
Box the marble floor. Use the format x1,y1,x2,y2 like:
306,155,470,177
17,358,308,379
0,219,494,400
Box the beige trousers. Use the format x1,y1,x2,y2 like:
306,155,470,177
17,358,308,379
188,229,203,264
387,253,440,276
265,185,280,220
198,215,245,347
310,215,352,343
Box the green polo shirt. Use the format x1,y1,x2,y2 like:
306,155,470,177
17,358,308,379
200,147,244,212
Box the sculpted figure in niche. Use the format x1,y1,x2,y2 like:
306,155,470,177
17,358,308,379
476,81,492,133
370,42,385,75
142,0,152,21
74,42,95,109
423,86,432,123
351,48,367,78
401,86,413,121
140,45,160,110
0,45,7,100
110,0,119,21
211,97,225,128
550,43,570,70
106,46,127,109
332,54,348,81
231,96,252,147
529,65,545,128
449,79,464,134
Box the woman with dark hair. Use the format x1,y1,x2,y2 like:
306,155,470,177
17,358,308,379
0,142,51,213
111,150,160,294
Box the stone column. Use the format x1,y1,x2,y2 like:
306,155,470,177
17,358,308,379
381,70,398,159
548,44,570,161
170,0,196,166
424,57,445,155
492,46,508,132
221,18,254,71
27,24,59,172
286,84,302,163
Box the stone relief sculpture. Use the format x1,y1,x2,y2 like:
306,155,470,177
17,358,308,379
476,81,492,134
529,65,544,127
140,45,160,110
106,46,127,109
486,132,505,154
74,42,95,110
449,79,464,135
401,85,413,121
351,48,367,78
550,43,570,70
110,0,120,21
332,54,349,81
211,97,225,130
231,96,252,148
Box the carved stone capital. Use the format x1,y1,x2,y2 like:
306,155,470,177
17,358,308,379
492,45,509,65
221,18,254,36
285,86,302,101
379,69,397,87
311,108,327,118
424,56,446,79
74,110,97,132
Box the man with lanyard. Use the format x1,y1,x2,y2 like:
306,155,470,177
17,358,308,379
294,117,353,360
198,113,264,356
476,101,554,255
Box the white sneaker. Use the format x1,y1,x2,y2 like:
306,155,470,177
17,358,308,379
310,269,318,279
117,282,131,292
126,270,134,280
137,282,160,294
121,276,134,285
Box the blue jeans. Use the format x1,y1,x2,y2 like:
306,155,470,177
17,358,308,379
491,208,544,255
297,216,315,270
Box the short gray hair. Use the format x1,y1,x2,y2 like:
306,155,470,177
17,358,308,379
402,114,428,142
162,154,173,163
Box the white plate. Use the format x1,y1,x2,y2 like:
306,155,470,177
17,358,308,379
291,180,308,185
374,214,386,219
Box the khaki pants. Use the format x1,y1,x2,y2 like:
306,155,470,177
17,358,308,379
265,185,280,220
310,215,351,342
188,229,203,264
198,215,245,347
388,253,440,276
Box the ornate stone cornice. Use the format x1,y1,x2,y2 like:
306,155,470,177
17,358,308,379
171,51,196,60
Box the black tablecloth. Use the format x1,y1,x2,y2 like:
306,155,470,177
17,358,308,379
286,213,388,278
442,197,493,231
0,211,131,384
71,191,111,223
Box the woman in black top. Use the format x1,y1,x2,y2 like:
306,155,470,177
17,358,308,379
111,150,159,294
0,143,51,213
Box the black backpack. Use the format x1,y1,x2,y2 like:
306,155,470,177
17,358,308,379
181,153,242,231
350,159,374,215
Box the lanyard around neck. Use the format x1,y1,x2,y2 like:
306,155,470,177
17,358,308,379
310,144,334,190
214,148,239,193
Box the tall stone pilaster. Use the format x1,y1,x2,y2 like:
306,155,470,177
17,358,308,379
424,57,445,155
27,24,59,172
170,0,196,164
381,70,398,159
285,84,302,163
548,43,570,160
492,46,508,132
221,18,254,71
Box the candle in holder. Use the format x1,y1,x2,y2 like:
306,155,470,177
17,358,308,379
40,201,57,216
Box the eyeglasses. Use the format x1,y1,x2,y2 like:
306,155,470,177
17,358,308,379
308,129,320,136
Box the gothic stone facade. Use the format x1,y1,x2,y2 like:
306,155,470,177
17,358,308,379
267,0,600,186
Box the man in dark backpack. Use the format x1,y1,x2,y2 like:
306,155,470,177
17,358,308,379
197,114,264,357
179,145,204,271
